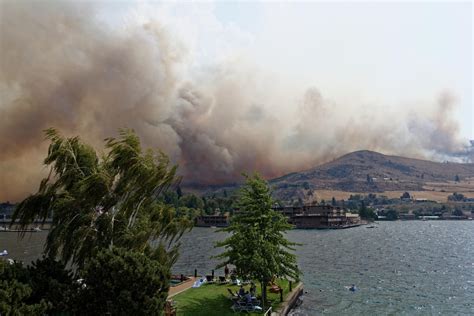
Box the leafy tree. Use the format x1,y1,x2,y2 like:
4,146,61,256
358,201,376,220
77,247,170,315
27,256,77,314
10,128,192,313
215,174,300,307
179,194,204,210
12,128,191,269
176,185,183,199
385,209,398,220
448,192,465,202
400,192,411,200
0,260,49,315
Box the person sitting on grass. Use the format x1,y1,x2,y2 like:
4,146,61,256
244,291,253,304
250,282,257,297
238,285,246,297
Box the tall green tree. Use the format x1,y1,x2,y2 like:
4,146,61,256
12,128,191,268
215,174,300,307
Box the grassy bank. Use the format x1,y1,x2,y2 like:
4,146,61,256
172,279,294,315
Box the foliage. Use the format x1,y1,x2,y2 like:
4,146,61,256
12,128,191,268
385,209,399,220
400,192,411,199
448,192,466,202
27,256,77,314
358,201,376,220
0,260,49,316
9,128,193,314
161,190,237,216
77,247,170,315
215,174,300,307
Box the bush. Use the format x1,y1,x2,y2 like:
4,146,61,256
27,256,76,314
0,260,49,315
77,247,171,315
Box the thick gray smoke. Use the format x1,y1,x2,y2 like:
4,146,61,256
0,1,470,201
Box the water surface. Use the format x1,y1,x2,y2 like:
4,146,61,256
1,221,473,315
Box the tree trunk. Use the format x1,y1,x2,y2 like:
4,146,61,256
261,280,267,309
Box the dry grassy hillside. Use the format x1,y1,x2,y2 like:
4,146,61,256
269,150,474,203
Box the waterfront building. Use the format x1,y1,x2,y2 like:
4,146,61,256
273,204,361,229
195,213,230,227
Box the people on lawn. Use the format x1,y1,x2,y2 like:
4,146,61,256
238,285,246,297
250,282,257,297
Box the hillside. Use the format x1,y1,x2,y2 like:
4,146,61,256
186,150,474,203
269,150,474,202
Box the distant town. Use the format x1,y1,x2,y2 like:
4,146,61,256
4,189,472,231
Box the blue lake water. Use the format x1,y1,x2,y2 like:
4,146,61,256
2,221,473,315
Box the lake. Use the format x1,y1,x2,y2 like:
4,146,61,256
1,221,473,315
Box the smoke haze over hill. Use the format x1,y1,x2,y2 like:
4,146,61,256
0,1,472,201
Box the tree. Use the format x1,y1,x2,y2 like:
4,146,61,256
448,192,465,202
76,247,170,315
215,174,300,307
400,192,411,200
358,201,376,220
27,256,77,314
176,185,183,199
385,209,398,220
0,260,49,315
10,128,192,313
331,197,336,206
12,128,191,268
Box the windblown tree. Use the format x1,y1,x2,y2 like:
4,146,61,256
11,128,192,312
215,174,300,307
13,128,191,267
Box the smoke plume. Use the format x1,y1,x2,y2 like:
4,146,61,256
0,1,470,201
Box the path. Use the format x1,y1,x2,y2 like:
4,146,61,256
168,277,196,298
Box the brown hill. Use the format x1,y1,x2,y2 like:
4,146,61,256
269,150,474,201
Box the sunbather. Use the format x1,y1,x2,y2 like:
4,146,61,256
238,285,245,297
250,282,257,297
244,291,252,303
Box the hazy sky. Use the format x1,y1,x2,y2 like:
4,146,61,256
1,0,473,201
105,0,472,139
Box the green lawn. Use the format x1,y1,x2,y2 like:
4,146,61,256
172,279,294,316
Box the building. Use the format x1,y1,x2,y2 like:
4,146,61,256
274,204,360,229
195,214,230,227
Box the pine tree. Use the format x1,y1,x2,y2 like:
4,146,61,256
215,174,300,307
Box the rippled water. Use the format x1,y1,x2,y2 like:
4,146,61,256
2,221,473,315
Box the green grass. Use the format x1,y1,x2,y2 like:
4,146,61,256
172,279,294,316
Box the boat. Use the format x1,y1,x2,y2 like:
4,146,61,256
0,250,8,256
366,225,376,228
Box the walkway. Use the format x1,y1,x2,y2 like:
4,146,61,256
168,277,196,298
